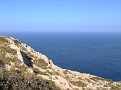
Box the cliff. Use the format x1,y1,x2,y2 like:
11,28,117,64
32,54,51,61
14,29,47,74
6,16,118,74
0,36,121,90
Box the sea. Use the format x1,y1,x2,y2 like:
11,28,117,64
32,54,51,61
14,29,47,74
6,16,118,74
1,32,121,81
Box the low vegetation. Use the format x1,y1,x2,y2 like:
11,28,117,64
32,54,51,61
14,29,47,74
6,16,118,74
70,81,86,87
0,43,17,64
0,37,8,44
110,84,121,90
0,52,17,64
90,76,105,81
0,71,60,90
63,70,69,74
0,45,17,55
13,39,21,46
34,58,48,69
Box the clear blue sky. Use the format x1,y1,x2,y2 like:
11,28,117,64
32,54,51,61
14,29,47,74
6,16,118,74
0,0,121,32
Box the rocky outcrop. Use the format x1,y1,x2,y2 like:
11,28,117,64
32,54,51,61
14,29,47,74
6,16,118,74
0,36,121,90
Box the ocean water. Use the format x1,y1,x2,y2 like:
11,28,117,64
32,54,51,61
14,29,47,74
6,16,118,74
1,32,121,81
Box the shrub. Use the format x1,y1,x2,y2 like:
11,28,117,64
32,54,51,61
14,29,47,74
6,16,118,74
0,68,4,77
0,52,17,64
13,39,21,46
0,46,17,55
63,70,68,74
90,77,105,81
70,81,86,87
110,84,121,90
0,37,8,44
34,58,48,69
0,72,60,90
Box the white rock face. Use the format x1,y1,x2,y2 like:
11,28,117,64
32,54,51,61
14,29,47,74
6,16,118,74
53,76,72,90
4,64,11,71
16,49,24,65
26,68,33,73
5,53,14,58
8,41,24,65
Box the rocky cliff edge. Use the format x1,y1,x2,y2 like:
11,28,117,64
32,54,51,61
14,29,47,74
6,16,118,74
0,36,121,90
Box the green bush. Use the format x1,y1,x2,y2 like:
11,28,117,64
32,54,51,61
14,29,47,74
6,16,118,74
63,70,68,74
0,68,4,77
34,58,48,69
110,84,121,90
70,81,86,87
0,52,17,64
0,37,8,44
0,46,17,55
0,72,60,90
13,39,21,46
90,77,105,81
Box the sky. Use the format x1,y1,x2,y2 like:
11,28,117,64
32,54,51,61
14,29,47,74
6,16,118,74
0,0,121,32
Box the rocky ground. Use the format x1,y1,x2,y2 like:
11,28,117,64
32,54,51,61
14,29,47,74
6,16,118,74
0,36,121,90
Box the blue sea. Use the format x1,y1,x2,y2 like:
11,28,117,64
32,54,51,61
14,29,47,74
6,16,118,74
1,32,121,81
